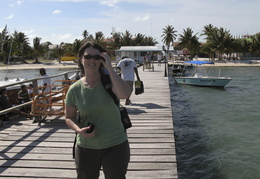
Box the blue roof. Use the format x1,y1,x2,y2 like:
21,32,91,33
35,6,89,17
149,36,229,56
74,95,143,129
185,61,214,65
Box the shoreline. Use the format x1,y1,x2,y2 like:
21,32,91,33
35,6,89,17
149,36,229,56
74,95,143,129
0,61,260,70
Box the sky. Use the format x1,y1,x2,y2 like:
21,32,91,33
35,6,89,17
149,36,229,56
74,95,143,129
1,0,260,46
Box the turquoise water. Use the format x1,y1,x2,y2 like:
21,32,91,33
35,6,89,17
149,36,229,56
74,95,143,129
170,67,260,179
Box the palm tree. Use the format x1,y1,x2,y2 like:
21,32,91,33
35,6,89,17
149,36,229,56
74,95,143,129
201,24,216,41
161,25,177,47
32,37,46,63
0,25,11,63
121,30,132,46
82,30,89,39
208,27,234,60
239,38,251,58
108,32,122,49
251,33,260,56
13,31,30,63
178,27,200,59
72,39,82,57
201,24,217,59
1,37,13,64
133,33,145,46
51,42,67,63
94,31,105,45
143,36,158,46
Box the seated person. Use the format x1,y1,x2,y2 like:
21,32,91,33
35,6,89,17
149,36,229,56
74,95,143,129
18,85,30,103
27,84,34,100
0,88,32,119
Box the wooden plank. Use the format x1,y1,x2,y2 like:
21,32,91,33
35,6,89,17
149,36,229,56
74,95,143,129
0,65,178,178
0,147,175,155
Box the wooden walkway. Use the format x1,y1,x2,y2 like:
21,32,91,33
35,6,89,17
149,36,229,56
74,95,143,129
0,64,178,178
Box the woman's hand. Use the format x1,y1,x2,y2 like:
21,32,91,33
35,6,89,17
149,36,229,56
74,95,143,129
77,126,95,137
100,52,112,69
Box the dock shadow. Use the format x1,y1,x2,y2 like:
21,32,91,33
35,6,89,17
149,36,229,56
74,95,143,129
0,116,68,174
130,102,169,109
127,102,169,114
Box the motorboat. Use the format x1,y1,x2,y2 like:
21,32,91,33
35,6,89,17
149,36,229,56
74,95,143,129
174,61,232,87
172,60,194,76
0,78,29,105
1,78,27,89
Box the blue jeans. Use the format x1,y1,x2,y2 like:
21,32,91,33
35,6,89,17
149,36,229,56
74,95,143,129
75,140,130,179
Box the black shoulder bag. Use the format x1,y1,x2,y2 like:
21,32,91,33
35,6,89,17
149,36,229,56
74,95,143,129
100,74,132,130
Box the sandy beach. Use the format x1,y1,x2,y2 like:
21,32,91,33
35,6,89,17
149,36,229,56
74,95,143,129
0,60,260,70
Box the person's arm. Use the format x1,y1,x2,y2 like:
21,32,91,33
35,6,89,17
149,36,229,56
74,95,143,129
65,105,94,137
100,53,131,99
116,66,121,71
17,91,23,100
28,90,33,99
42,83,47,92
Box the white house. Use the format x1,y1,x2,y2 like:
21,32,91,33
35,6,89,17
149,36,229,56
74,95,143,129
115,46,175,62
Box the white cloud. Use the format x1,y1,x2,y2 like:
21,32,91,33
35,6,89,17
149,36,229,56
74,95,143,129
23,29,36,34
52,10,62,14
4,14,15,19
8,4,15,8
100,0,120,7
53,33,73,40
17,0,24,5
134,14,151,21
60,34,73,39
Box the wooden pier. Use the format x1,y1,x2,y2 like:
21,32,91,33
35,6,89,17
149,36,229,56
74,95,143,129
0,64,178,178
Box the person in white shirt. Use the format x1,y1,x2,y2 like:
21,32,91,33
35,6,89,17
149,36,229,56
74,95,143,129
39,68,51,94
117,56,140,105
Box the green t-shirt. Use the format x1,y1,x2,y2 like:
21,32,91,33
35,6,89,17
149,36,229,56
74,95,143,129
65,80,127,149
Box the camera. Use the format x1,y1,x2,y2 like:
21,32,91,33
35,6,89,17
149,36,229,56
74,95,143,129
86,122,95,133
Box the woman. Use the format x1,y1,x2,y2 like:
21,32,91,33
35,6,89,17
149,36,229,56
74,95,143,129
65,41,132,179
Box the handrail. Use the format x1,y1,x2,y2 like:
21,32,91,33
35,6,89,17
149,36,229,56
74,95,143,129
0,70,80,116
0,101,32,116
1,70,80,89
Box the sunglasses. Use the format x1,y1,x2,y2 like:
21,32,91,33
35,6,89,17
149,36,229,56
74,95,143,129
83,54,101,60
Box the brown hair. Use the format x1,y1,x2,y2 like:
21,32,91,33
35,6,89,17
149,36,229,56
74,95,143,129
77,41,107,75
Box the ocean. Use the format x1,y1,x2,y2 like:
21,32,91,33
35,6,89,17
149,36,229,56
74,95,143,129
169,66,260,179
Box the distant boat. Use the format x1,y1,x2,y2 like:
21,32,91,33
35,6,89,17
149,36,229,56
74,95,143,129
0,78,27,90
174,61,232,87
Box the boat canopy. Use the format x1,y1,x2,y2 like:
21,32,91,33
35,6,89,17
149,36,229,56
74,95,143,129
185,61,214,65
115,46,175,52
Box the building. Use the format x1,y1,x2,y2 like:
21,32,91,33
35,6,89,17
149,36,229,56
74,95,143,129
115,46,175,62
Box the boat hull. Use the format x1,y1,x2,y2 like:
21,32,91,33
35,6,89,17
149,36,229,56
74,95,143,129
174,77,232,87
0,79,28,104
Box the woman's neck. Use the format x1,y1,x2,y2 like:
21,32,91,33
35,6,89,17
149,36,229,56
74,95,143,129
82,72,100,89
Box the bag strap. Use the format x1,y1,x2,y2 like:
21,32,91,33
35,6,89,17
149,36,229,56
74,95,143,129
100,74,119,106
73,73,120,159
72,112,80,159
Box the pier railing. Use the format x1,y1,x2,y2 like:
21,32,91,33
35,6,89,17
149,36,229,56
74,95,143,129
0,70,80,116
